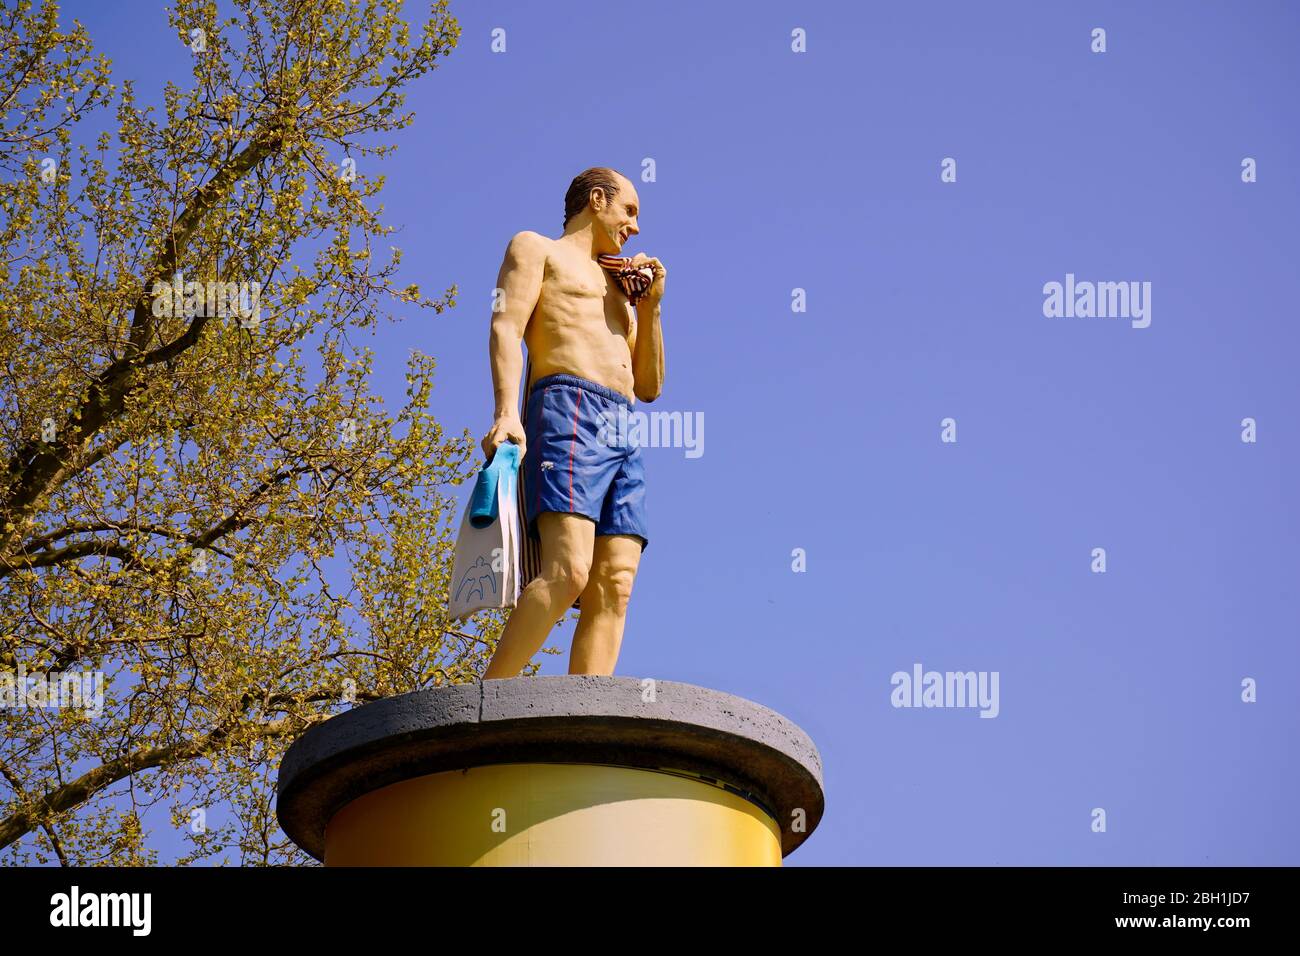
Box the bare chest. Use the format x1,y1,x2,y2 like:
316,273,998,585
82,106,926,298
541,255,635,339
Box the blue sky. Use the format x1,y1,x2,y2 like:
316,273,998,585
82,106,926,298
63,0,1299,865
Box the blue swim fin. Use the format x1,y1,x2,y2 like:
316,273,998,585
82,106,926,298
469,442,521,528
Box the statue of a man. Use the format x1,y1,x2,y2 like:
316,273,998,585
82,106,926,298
480,167,666,678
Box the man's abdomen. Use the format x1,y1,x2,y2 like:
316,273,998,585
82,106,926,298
525,307,636,403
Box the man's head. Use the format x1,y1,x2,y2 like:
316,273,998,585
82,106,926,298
562,166,640,253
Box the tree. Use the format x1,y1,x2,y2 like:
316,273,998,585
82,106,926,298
0,0,523,865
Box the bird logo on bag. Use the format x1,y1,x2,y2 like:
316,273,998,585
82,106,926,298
453,556,498,603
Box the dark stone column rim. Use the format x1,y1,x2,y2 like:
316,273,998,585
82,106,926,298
275,675,825,861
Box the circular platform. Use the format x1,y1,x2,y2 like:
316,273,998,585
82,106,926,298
276,675,824,862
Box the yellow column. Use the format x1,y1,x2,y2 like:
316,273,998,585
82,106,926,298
276,676,824,866
324,762,783,866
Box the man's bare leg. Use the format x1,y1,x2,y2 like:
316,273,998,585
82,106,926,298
569,533,642,676
482,512,594,680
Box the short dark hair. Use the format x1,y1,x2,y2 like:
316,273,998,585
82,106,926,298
563,167,624,228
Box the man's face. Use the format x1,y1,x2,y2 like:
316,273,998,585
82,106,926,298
593,177,640,254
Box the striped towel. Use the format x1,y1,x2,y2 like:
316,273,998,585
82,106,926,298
516,355,554,605
596,254,656,306
514,256,653,609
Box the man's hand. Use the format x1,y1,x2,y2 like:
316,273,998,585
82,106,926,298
481,414,526,463
628,253,666,304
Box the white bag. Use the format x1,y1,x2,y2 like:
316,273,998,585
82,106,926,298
447,442,521,621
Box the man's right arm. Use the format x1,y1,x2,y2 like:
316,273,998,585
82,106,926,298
481,231,547,461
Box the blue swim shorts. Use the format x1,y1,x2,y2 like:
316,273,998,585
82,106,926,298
522,373,648,551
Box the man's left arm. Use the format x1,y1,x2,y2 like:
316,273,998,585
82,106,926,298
631,257,666,402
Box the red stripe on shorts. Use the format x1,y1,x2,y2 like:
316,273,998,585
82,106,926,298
568,389,583,510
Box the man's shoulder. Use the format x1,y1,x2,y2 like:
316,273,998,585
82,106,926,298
507,230,553,258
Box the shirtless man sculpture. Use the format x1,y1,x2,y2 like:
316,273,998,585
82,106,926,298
480,167,666,679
